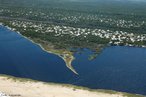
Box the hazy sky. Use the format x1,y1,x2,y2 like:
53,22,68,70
116,0,145,1
69,0,146,2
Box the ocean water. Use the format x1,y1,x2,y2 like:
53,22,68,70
0,25,77,83
0,25,146,95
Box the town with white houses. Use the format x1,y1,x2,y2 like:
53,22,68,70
1,20,146,47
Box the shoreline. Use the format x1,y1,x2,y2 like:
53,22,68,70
0,75,144,97
1,20,146,75
0,23,78,75
0,23,145,97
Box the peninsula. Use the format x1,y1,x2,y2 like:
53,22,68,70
1,0,146,74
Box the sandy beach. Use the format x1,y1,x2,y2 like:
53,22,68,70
0,76,143,97
0,23,144,97
0,76,122,97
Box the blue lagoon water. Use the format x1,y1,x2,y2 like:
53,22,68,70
73,47,146,95
0,25,146,95
0,26,77,82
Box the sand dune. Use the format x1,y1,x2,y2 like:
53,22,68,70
0,76,141,97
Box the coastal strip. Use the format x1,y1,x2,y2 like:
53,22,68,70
0,75,144,97
0,23,78,75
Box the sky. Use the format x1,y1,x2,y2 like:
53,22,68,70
68,0,146,2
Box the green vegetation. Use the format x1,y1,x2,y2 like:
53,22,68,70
88,48,103,60
1,0,146,74
0,0,146,96
0,0,146,33
33,38,78,74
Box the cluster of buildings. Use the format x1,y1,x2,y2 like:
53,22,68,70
1,7,145,29
9,20,146,47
